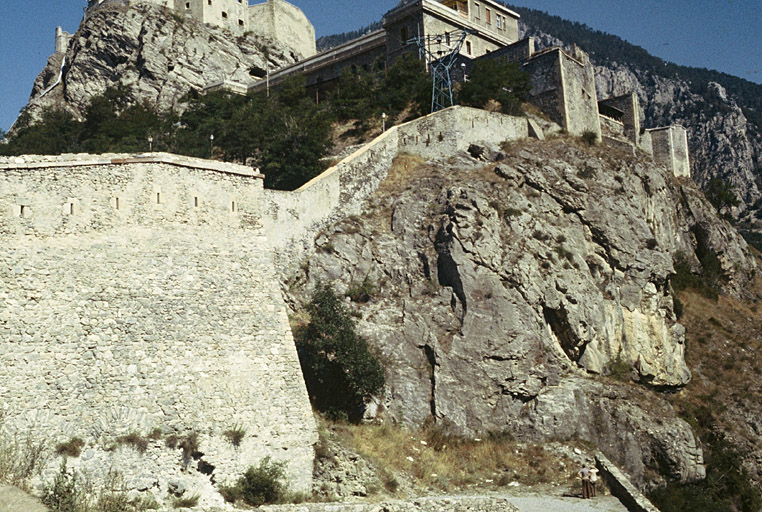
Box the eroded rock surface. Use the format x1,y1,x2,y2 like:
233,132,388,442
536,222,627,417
20,2,297,126
289,138,755,487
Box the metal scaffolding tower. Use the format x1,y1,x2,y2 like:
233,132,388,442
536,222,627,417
408,29,471,113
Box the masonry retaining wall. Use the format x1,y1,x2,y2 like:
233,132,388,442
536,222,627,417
0,153,317,506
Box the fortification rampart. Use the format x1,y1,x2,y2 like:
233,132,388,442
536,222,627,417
262,106,528,268
0,153,317,506
0,107,689,506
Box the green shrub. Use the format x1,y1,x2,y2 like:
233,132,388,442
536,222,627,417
704,178,740,213
219,457,287,506
223,425,246,447
581,131,598,146
605,356,631,382
294,283,385,422
457,60,530,116
42,460,85,512
346,276,376,303
672,247,723,300
55,438,85,458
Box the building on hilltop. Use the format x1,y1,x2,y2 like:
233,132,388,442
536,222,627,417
80,0,316,59
383,0,520,62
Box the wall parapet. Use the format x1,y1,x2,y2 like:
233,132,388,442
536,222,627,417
596,452,661,512
0,152,261,178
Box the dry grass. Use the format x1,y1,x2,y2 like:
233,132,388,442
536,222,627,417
669,270,762,446
377,153,428,196
0,431,48,491
328,420,576,493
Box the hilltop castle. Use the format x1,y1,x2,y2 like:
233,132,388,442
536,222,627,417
79,0,316,59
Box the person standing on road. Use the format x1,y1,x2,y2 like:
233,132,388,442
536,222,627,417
578,464,591,499
589,464,599,497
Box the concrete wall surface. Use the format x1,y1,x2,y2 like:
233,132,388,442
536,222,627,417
0,154,317,503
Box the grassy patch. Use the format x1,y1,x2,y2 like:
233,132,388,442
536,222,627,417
346,276,377,303
223,425,246,448
172,494,199,509
327,419,575,492
115,432,148,454
0,430,48,491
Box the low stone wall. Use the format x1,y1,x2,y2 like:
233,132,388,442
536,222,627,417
596,452,660,512
259,496,521,512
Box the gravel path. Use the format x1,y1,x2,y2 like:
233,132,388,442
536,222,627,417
0,484,48,512
508,495,627,512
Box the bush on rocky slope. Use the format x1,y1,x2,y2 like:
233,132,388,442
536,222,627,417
293,284,385,422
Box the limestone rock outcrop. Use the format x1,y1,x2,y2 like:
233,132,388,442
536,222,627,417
20,2,296,126
289,138,755,487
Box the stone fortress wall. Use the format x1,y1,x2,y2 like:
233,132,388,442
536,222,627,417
0,105,692,505
0,153,317,505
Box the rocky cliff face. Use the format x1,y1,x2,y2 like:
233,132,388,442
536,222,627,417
522,26,762,211
20,2,296,126
288,137,755,488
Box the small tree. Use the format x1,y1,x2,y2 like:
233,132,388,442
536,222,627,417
704,178,740,213
378,54,431,119
294,283,385,421
457,59,531,116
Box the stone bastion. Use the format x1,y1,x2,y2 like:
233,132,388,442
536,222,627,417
0,153,317,502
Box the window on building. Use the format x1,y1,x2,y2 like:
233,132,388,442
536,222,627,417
239,19,244,26
185,2,190,8
207,0,211,4
486,8,491,24
466,40,472,55
474,3,480,19
496,16,501,28
446,32,451,45
400,26,409,44
221,11,228,18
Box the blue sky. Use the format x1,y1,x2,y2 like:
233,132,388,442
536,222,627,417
1,0,760,132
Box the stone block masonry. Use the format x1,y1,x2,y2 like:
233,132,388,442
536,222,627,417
0,153,317,504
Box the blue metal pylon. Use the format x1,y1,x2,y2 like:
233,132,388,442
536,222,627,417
409,29,471,113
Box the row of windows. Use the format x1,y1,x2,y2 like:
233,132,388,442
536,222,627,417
473,3,510,32
9,194,240,219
